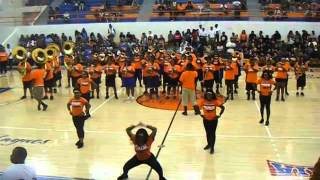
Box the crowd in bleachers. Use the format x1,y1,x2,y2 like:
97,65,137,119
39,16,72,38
16,25,319,68
153,0,247,21
48,0,143,24
261,0,320,21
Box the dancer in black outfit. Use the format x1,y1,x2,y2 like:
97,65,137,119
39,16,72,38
118,122,166,180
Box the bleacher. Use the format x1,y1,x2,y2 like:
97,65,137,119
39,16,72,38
151,1,249,21
48,0,144,24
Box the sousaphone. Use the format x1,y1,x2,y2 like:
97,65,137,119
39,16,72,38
32,48,47,65
63,41,75,55
12,46,27,62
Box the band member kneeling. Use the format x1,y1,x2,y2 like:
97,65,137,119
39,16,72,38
199,90,225,154
67,89,91,149
118,122,166,180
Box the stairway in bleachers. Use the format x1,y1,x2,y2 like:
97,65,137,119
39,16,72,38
137,0,155,21
247,0,263,20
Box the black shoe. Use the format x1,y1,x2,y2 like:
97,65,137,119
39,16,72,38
75,140,81,146
300,92,304,96
296,92,299,96
50,96,54,100
43,96,48,100
182,111,187,116
42,104,48,111
77,142,84,149
97,95,100,99
203,145,210,150
115,95,118,99
234,90,238,94
276,97,279,101
286,92,289,96
20,96,26,100
105,95,109,99
259,119,264,124
265,121,269,126
58,84,61,87
252,96,255,100
31,96,33,99
37,104,41,111
117,174,128,180
231,95,234,100
281,98,285,102
210,148,215,154
53,89,57,93
91,95,95,99
194,105,201,115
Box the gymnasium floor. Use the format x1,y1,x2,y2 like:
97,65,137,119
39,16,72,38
0,70,319,180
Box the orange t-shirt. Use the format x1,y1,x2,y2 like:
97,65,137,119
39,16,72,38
89,64,102,79
68,97,88,117
104,64,117,75
203,64,215,80
52,58,61,73
275,65,288,79
212,59,221,70
71,64,83,78
31,69,46,87
18,62,32,82
121,65,135,78
257,79,275,96
131,135,154,161
262,65,275,73
231,62,239,76
179,70,198,90
199,99,223,120
77,78,92,94
133,57,142,69
143,63,160,77
44,63,54,80
165,64,181,79
0,52,8,62
224,64,235,80
64,56,74,71
245,64,259,83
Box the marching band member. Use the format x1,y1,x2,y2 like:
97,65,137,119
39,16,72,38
89,54,103,99
212,54,222,94
262,59,275,76
202,58,215,91
164,59,181,99
104,54,118,99
30,61,48,111
224,59,235,100
143,56,161,99
44,60,54,100
71,59,84,88
231,55,241,94
275,59,289,101
121,60,136,100
257,71,275,126
294,58,308,96
64,54,74,88
133,47,143,87
76,71,96,102
244,58,259,100
15,47,33,99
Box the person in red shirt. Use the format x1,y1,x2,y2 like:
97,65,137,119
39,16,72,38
104,57,118,99
275,60,288,101
17,60,33,99
179,63,201,115
0,50,8,75
67,89,91,149
117,122,166,180
30,64,48,111
43,62,54,100
257,72,275,126
89,60,103,99
202,59,215,92
71,60,83,88
244,58,259,100
199,90,225,154
133,50,143,87
143,56,161,99
294,59,308,96
121,60,136,100
76,71,96,102
224,59,235,100
165,59,181,99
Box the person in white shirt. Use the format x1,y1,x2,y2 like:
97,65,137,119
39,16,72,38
214,24,220,43
226,38,236,54
208,26,215,45
2,147,36,180
199,28,207,45
6,44,13,70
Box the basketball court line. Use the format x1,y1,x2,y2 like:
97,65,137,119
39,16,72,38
254,100,283,163
0,125,320,140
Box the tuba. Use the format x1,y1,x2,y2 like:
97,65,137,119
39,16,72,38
32,48,47,65
63,41,74,55
46,43,60,59
13,46,28,76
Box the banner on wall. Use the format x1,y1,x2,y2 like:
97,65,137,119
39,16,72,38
267,160,314,177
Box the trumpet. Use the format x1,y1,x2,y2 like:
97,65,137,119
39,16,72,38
63,41,75,55
32,48,48,65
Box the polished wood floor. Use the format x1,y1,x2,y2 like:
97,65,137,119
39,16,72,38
0,71,319,180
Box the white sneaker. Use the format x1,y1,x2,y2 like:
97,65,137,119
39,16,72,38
130,96,135,100
127,96,131,100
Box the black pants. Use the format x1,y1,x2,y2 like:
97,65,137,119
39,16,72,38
72,116,87,139
203,118,218,150
225,80,234,98
259,95,271,121
81,92,91,102
0,61,7,74
122,154,165,179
